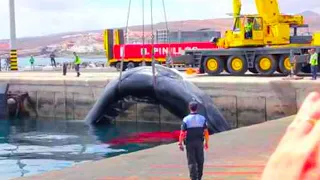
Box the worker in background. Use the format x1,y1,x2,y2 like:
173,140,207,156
309,48,318,80
73,52,81,77
178,100,209,180
50,52,56,68
62,58,68,76
245,18,253,39
29,55,35,70
0,56,3,71
5,55,10,71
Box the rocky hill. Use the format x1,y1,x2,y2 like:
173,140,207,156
0,11,319,58
128,11,320,35
0,32,105,58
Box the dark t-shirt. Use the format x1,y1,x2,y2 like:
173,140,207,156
181,113,207,143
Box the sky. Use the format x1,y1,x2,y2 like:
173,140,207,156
0,0,319,39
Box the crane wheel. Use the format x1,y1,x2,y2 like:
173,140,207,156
203,56,224,75
278,55,292,75
226,55,248,76
255,55,277,76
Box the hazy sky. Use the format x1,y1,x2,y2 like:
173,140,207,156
0,0,319,39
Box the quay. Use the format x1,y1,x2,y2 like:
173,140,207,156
0,71,318,179
14,115,294,180
1,71,319,129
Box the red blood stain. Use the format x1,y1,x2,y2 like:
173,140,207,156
108,130,181,146
97,177,190,180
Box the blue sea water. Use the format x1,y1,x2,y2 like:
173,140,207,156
0,57,107,69
0,118,179,180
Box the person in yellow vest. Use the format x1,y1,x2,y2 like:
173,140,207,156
245,18,253,39
73,52,81,77
309,48,318,80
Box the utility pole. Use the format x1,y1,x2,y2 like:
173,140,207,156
9,0,18,71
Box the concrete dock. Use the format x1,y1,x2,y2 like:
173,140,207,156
2,71,319,129
0,71,316,179
14,115,294,180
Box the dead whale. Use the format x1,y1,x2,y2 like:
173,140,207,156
85,65,230,134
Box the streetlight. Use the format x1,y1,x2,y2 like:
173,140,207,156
9,0,18,71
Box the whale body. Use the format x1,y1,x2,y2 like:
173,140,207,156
85,65,231,134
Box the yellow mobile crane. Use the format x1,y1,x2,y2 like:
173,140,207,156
183,0,320,75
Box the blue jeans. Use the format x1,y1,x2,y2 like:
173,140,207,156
245,31,252,39
311,65,318,80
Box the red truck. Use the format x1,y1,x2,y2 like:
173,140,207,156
103,29,218,71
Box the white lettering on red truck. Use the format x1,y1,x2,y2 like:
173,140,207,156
140,47,199,56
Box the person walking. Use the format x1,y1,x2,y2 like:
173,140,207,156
309,48,318,80
73,52,81,77
29,55,35,70
178,100,210,180
50,52,56,68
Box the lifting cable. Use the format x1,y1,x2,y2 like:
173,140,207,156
141,0,146,66
150,0,157,87
119,0,158,88
161,0,173,67
119,0,132,87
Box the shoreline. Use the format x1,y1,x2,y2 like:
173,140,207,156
18,54,107,59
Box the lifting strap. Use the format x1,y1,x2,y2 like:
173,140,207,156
161,0,173,67
119,0,163,88
150,0,157,87
141,0,146,66
119,0,132,89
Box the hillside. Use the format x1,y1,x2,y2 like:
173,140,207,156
128,11,320,35
0,11,319,57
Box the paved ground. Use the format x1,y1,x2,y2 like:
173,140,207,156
15,116,294,180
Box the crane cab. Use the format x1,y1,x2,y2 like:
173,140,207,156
217,15,304,48
220,16,265,48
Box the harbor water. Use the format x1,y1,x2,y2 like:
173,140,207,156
0,57,107,70
0,118,180,180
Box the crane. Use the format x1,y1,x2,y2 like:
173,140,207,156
182,0,320,76
217,0,305,48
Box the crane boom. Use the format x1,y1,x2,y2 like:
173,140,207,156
233,0,304,26
255,0,280,23
255,0,303,26
233,0,241,29
233,0,241,17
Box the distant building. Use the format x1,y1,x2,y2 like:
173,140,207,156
156,29,221,43
63,41,75,49
0,43,9,50
97,28,221,44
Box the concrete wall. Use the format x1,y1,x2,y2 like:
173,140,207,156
193,80,320,128
6,78,320,129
